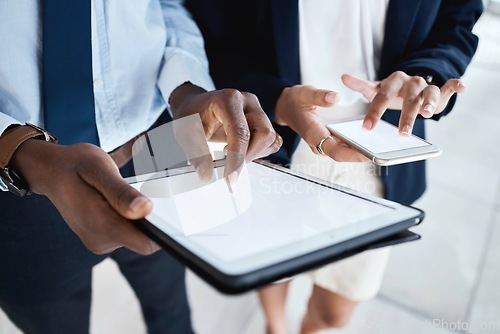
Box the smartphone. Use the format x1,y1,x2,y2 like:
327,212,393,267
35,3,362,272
326,117,442,166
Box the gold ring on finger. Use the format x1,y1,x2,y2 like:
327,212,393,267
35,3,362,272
316,135,333,155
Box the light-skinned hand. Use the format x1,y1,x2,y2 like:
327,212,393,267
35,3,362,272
342,71,465,136
275,85,368,162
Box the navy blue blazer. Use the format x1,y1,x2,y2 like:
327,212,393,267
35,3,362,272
187,0,482,205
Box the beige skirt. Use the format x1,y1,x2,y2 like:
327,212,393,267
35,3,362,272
291,138,391,302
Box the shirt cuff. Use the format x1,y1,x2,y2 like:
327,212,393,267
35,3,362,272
0,113,22,136
157,47,215,111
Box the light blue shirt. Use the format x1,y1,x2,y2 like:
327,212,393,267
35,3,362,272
0,0,214,152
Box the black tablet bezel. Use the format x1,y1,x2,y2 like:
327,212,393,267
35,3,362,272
133,209,423,295
128,160,424,294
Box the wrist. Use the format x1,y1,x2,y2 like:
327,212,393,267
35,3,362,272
10,139,59,195
0,124,57,196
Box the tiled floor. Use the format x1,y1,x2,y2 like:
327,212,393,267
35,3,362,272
1,8,500,334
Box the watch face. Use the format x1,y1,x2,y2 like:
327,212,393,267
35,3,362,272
0,176,8,192
0,168,29,197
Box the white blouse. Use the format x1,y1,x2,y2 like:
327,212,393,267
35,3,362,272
299,0,390,122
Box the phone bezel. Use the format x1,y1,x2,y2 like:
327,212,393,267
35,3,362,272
327,116,442,166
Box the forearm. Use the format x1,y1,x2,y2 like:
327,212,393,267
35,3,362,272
9,139,57,195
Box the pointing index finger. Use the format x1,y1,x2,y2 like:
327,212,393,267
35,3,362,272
210,90,250,183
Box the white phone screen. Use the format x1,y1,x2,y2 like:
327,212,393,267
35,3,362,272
328,119,429,154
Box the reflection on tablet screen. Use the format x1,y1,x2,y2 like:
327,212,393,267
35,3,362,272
138,165,252,236
131,163,393,262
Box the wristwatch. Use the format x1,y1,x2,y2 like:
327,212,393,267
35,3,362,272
0,123,57,197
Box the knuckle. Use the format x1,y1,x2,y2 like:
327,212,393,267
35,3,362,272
277,134,283,145
211,89,241,112
114,185,135,210
375,90,391,100
233,124,251,143
401,115,415,125
411,76,427,86
270,135,283,153
75,143,104,162
220,88,242,104
432,84,441,93
298,85,314,99
259,124,275,138
425,84,440,94
241,91,259,104
405,96,420,106
76,146,114,176
424,96,438,105
301,85,315,92
393,71,407,79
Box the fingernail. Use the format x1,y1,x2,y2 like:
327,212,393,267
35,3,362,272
325,92,337,103
422,104,434,117
423,104,434,113
458,82,465,88
363,119,373,131
130,196,151,213
402,125,412,136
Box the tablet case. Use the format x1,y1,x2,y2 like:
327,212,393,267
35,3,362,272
134,212,422,295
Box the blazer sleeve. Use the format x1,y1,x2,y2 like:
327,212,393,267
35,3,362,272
390,0,483,118
185,0,291,122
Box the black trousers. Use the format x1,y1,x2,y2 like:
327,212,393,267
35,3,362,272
0,160,193,334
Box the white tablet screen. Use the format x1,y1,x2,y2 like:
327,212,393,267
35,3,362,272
328,119,429,154
130,163,393,264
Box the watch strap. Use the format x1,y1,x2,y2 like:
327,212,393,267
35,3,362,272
0,123,57,169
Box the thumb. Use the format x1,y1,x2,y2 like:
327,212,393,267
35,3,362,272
299,85,340,108
82,157,153,220
341,74,378,101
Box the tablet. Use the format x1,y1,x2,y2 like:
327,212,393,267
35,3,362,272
127,160,423,294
